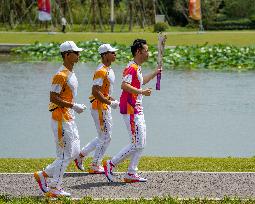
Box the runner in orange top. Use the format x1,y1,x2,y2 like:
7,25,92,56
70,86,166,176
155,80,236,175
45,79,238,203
74,44,119,174
34,41,86,197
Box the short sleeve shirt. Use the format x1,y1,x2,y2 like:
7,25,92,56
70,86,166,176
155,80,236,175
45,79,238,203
49,65,78,121
90,64,115,110
119,61,143,114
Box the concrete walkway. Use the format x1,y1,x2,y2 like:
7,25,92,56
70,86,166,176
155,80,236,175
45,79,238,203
1,171,255,199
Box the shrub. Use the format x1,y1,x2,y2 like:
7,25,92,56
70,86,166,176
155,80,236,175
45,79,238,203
154,22,169,32
206,18,255,30
249,15,255,24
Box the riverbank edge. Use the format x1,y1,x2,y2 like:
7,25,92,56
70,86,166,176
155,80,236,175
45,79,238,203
0,43,29,53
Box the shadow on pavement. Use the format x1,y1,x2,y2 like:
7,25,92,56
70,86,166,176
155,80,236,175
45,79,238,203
71,181,127,189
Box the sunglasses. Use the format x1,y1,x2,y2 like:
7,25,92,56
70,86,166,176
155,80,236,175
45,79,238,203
108,51,116,55
67,51,79,55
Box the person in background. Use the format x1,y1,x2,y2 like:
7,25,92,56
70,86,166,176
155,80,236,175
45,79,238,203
61,16,67,33
34,41,86,197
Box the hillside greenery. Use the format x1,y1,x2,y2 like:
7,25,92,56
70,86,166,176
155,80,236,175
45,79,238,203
0,0,255,31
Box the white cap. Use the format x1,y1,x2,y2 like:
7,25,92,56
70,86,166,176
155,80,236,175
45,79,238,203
60,41,83,52
98,44,118,54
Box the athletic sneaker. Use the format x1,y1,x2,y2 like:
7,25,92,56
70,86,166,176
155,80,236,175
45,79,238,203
45,188,71,198
88,164,104,174
34,171,49,193
124,173,147,183
74,155,84,171
103,160,115,182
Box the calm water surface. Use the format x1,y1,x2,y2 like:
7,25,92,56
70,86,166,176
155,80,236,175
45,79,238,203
1,61,255,158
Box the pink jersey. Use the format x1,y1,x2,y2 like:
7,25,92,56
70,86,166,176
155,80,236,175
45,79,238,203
120,61,143,114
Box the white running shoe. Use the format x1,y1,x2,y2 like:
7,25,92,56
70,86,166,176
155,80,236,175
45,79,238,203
124,173,147,183
45,188,71,198
103,160,115,182
34,171,49,193
88,164,104,174
74,155,84,171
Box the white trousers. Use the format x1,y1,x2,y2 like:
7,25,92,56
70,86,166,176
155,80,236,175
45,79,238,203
44,119,80,189
80,107,112,165
112,113,146,174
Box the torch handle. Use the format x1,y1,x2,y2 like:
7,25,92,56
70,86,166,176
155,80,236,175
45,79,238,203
156,72,161,90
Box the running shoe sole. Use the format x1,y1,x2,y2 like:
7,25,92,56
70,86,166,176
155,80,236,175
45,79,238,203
124,178,147,183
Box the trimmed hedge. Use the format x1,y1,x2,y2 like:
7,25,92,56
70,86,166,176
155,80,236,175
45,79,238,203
206,19,255,30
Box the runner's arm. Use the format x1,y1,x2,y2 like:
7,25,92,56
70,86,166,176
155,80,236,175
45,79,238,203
142,67,161,85
92,85,111,105
50,92,73,108
121,82,151,96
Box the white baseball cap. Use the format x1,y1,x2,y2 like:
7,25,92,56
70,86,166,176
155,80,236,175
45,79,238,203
60,41,83,52
98,44,118,54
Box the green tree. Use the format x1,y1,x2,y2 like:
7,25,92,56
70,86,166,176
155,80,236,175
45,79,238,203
221,0,255,19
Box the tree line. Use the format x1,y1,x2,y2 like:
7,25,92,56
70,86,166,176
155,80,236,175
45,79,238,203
0,0,254,30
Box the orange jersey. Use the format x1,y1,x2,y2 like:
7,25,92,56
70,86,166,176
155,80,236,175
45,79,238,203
48,66,78,121
89,64,115,110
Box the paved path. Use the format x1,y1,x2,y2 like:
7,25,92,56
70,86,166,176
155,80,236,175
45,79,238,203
1,171,255,199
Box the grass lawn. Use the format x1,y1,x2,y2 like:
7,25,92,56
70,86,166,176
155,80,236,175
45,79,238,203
0,31,255,46
1,157,255,173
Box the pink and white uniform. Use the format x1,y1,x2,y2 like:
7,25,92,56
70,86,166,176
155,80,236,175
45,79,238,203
111,61,146,174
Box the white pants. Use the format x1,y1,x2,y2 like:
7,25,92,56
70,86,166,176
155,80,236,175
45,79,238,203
112,113,146,174
44,119,80,189
80,107,112,165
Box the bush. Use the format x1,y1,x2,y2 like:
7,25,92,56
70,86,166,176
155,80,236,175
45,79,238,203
249,15,255,24
215,13,228,22
206,18,255,30
153,22,169,32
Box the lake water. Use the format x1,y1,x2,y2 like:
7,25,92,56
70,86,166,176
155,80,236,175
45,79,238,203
1,60,255,158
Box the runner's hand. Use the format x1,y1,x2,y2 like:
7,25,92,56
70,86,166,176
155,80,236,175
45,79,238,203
141,88,152,96
72,103,86,114
110,100,119,109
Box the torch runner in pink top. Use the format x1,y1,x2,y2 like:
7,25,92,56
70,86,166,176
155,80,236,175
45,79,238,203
104,39,161,183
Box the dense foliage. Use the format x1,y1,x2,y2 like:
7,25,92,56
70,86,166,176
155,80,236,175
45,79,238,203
12,40,255,71
1,0,255,31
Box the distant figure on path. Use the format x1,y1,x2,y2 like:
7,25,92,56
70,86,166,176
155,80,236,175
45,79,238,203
104,39,161,183
34,41,86,197
74,44,119,174
61,16,67,33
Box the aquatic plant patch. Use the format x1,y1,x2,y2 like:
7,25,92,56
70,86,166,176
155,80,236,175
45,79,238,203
12,40,255,71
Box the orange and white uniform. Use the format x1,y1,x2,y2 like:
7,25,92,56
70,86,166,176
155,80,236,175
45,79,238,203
111,61,146,174
45,65,81,189
80,63,115,166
